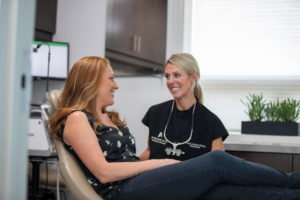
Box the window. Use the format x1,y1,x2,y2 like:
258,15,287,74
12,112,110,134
190,0,300,80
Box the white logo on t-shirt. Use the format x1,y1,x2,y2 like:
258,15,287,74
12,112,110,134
157,131,163,138
151,136,167,145
165,147,185,157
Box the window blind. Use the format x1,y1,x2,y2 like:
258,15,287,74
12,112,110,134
191,0,300,79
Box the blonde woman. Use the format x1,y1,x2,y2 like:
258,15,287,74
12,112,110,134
140,53,227,161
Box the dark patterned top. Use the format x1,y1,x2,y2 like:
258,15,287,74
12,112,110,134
59,110,140,200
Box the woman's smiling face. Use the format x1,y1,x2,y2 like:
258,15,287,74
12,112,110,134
96,65,119,108
164,63,196,101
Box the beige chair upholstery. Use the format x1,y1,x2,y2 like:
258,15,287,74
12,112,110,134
49,89,102,200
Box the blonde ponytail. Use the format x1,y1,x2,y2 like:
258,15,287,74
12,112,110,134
194,83,203,104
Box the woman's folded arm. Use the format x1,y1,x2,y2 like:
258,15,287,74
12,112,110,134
64,111,179,184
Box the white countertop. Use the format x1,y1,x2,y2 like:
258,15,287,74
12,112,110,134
224,134,300,154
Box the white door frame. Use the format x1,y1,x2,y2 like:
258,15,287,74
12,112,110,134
0,0,35,199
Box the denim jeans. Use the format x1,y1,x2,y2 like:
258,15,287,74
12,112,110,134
199,184,300,200
115,150,300,200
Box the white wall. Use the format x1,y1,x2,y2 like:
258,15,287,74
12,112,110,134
112,77,171,154
53,0,107,66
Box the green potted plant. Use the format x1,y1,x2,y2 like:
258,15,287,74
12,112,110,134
241,93,266,122
278,98,300,123
241,94,300,136
264,99,281,122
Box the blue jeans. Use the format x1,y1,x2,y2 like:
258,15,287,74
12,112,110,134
199,184,300,200
115,150,300,200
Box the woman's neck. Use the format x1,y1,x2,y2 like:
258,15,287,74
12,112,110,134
86,104,104,119
94,106,119,129
175,96,196,111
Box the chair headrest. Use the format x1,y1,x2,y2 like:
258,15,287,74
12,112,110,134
49,89,62,112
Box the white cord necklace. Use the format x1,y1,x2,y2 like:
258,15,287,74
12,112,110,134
163,100,196,157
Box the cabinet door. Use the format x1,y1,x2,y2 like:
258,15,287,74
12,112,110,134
293,154,300,172
135,0,167,64
35,0,57,34
106,0,138,57
227,151,293,172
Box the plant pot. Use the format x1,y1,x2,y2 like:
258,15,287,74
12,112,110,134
241,121,300,136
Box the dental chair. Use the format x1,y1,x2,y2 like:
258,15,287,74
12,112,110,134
49,89,102,200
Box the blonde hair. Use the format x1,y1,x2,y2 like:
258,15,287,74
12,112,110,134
166,53,203,104
48,56,125,139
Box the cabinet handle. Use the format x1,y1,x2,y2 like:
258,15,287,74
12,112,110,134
134,35,139,52
137,36,141,53
130,35,137,52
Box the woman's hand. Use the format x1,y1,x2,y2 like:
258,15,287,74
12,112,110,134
211,137,225,151
139,137,150,160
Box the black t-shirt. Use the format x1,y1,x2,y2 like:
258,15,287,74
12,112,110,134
142,100,229,161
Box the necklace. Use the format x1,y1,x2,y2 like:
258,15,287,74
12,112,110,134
163,100,196,157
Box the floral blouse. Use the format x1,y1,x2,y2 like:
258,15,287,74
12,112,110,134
59,110,140,200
